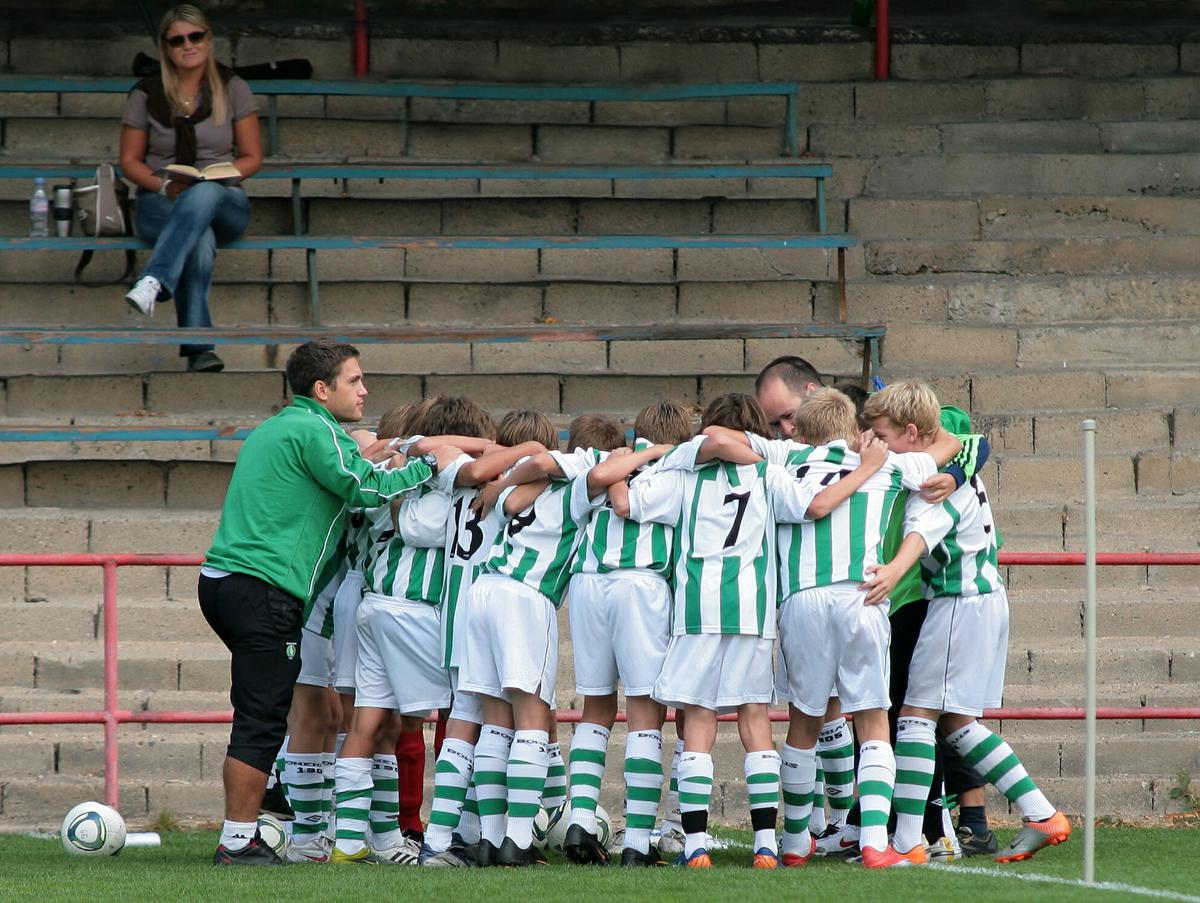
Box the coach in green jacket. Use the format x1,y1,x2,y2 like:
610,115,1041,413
199,339,459,865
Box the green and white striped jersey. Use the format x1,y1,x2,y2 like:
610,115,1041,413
904,473,1004,598
342,508,375,572
440,453,507,669
363,481,450,606
629,437,776,638
302,529,347,638
482,448,599,607
571,438,673,580
768,441,939,593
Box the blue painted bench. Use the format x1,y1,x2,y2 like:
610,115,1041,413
0,76,805,156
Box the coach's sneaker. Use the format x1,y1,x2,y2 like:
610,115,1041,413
781,836,818,868
285,836,330,864
260,777,295,821
995,811,1071,864
330,845,379,865
125,275,161,316
752,848,781,869
496,836,549,867
956,824,999,857
475,839,502,868
676,848,712,869
564,823,611,865
925,833,961,863
213,833,286,866
419,842,472,867
861,844,927,869
620,847,668,867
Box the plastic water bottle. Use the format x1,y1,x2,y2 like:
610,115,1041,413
30,178,49,237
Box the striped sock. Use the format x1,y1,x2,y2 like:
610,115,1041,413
568,722,609,834
333,756,373,855
426,738,474,854
542,741,567,810
623,730,664,855
780,743,816,856
678,752,713,858
892,717,937,854
474,725,513,847
459,781,481,844
269,736,287,790
321,751,336,841
665,738,684,825
505,729,549,849
810,763,828,834
745,750,781,854
819,717,855,827
282,752,325,840
369,754,402,851
946,722,1055,821
857,741,896,853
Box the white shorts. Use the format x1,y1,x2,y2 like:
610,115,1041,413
457,574,557,707
296,627,334,688
569,571,671,697
354,593,452,715
448,668,484,726
332,569,366,693
781,582,891,717
905,587,1009,717
653,633,775,713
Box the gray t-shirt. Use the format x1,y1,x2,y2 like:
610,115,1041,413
122,76,257,173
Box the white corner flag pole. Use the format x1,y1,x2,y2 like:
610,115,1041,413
1082,418,1097,884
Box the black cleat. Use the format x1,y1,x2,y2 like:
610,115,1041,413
475,839,502,868
213,832,287,866
563,823,611,865
260,777,295,821
956,825,1000,857
496,836,549,867
620,846,667,867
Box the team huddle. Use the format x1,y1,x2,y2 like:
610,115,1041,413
266,366,1071,871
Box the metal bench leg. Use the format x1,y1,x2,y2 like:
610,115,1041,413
785,91,799,157
268,96,279,157
291,178,303,236
837,246,847,324
307,248,321,326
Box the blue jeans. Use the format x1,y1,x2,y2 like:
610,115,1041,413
135,182,250,357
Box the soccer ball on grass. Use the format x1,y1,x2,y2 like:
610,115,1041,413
61,801,127,857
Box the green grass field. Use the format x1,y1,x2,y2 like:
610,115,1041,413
4,826,1199,903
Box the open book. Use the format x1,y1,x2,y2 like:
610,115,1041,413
164,162,242,183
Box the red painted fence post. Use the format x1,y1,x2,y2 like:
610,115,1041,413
102,559,120,809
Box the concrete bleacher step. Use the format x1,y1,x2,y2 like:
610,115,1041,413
0,640,230,694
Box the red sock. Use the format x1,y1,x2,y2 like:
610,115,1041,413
434,709,449,758
395,727,425,835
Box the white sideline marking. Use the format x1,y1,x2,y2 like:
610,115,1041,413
940,863,1200,902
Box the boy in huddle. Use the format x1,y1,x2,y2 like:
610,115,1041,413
626,394,784,870
420,411,554,867
561,401,696,868
458,412,663,867
861,381,1070,865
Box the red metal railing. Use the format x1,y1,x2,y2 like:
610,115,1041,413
1,551,1198,809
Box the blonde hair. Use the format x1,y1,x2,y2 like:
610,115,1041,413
634,400,695,446
795,388,860,446
159,5,228,125
862,380,941,438
496,410,558,450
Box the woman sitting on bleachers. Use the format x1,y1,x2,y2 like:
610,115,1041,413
118,3,262,373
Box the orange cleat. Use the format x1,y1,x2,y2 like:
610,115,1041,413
781,836,818,868
861,844,927,869
682,849,712,869
995,811,1072,863
752,848,780,869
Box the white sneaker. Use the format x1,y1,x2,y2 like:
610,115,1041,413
125,275,161,316
372,836,420,865
925,833,962,863
286,836,330,863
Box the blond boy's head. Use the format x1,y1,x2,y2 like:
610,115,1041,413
701,393,771,438
794,388,860,447
497,409,558,450
567,413,626,453
862,380,941,452
634,400,695,446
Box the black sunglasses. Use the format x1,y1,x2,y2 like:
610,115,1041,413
165,30,208,48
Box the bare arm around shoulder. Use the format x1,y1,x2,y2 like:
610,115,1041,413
696,426,761,465
454,441,548,488
804,434,888,520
